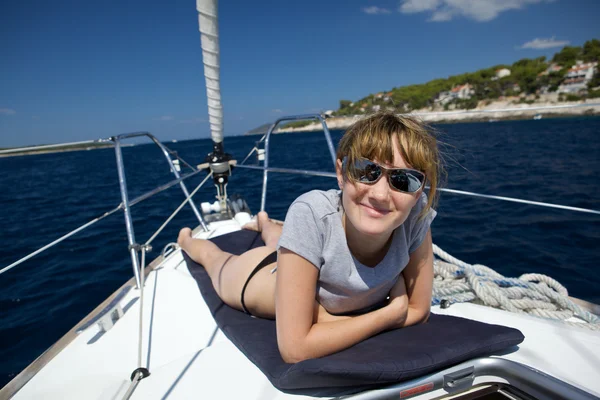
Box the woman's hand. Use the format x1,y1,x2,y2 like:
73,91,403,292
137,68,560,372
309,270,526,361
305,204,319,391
396,229,434,327
389,272,407,300
386,273,409,328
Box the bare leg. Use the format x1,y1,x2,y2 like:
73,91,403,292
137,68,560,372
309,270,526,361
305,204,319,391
178,212,283,318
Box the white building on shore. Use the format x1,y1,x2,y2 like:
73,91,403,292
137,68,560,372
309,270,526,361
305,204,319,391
493,68,511,80
538,63,563,76
435,84,475,105
558,61,598,93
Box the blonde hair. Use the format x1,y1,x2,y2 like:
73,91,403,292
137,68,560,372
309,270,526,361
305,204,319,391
336,111,443,217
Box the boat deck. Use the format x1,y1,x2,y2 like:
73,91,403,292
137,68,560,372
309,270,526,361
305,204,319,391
7,220,600,399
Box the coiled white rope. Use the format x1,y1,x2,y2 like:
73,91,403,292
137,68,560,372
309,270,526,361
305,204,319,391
432,244,600,331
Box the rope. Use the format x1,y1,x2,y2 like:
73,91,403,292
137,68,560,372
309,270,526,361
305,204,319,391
432,244,600,331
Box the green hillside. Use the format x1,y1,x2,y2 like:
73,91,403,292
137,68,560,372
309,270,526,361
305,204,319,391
334,39,600,116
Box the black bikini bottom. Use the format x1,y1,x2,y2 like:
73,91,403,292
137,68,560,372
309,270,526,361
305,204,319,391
240,251,277,315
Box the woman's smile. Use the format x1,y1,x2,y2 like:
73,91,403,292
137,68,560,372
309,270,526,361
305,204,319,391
359,202,390,217
336,135,421,239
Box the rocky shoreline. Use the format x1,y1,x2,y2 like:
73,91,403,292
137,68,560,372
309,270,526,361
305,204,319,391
274,99,600,133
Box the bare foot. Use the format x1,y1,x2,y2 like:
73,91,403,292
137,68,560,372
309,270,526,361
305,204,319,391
177,227,193,249
176,227,233,272
243,211,282,249
241,219,259,232
242,211,269,232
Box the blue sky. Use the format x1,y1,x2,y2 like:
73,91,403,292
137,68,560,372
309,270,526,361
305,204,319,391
1,0,599,147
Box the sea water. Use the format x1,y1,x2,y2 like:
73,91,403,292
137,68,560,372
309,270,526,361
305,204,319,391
1,116,599,387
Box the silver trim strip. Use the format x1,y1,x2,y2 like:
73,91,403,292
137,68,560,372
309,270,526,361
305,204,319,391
76,285,132,333
343,358,598,400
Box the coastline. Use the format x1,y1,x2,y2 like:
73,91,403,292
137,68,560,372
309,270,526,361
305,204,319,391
4,100,599,157
0,143,133,158
269,99,600,134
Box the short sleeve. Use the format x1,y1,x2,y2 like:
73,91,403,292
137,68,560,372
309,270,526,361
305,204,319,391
408,195,437,254
277,201,324,269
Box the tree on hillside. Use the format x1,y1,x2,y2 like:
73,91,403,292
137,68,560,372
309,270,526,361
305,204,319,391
509,57,547,94
479,81,502,99
339,100,352,109
582,39,600,62
455,98,478,110
538,70,565,92
588,71,600,90
552,46,582,67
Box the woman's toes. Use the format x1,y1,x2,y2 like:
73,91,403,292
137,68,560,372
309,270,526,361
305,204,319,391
177,227,193,247
257,211,270,229
242,211,282,233
242,218,259,231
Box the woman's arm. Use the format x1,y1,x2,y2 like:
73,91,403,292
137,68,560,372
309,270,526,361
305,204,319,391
275,248,406,364
389,229,434,328
313,274,408,325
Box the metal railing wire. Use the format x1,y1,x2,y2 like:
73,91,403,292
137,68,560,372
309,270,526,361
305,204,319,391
0,133,211,278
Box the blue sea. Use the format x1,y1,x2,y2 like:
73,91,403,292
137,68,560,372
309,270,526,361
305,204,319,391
1,117,599,388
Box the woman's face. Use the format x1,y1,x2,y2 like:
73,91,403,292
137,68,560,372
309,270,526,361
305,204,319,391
336,135,421,238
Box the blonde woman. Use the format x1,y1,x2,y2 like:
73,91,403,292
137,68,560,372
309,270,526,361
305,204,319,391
178,111,442,363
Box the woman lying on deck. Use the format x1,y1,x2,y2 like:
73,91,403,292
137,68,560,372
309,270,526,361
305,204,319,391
178,111,443,363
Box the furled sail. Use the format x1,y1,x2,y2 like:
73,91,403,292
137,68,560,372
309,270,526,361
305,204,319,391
196,0,223,144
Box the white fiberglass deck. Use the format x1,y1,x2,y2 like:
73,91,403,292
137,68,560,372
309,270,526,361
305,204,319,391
9,220,600,399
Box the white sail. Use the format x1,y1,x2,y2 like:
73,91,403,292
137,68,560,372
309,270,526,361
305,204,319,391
197,0,223,143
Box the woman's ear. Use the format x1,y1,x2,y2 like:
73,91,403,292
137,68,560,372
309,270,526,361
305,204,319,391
335,159,344,189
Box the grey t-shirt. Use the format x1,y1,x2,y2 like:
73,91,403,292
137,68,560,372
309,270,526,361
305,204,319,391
277,189,436,315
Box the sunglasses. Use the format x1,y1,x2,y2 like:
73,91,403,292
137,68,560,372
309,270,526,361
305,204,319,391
343,157,426,193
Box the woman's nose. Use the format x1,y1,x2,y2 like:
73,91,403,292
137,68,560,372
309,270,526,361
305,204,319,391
369,173,390,201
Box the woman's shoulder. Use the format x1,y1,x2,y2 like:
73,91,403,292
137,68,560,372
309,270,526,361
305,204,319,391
404,192,436,227
413,192,429,214
398,191,437,252
290,189,341,219
279,190,341,259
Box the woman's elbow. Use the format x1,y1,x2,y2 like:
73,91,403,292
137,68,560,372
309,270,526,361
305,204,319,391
402,304,430,328
413,305,431,325
276,321,316,363
281,351,308,364
278,343,311,364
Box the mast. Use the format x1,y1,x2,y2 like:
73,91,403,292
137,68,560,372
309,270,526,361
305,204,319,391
196,0,233,204
196,0,223,145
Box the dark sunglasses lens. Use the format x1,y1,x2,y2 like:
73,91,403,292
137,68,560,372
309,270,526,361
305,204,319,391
390,170,424,192
352,160,381,183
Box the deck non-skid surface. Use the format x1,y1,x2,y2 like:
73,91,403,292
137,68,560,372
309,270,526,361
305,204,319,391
12,255,222,399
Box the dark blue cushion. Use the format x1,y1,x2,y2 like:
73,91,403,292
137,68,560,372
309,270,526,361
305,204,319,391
184,229,524,397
